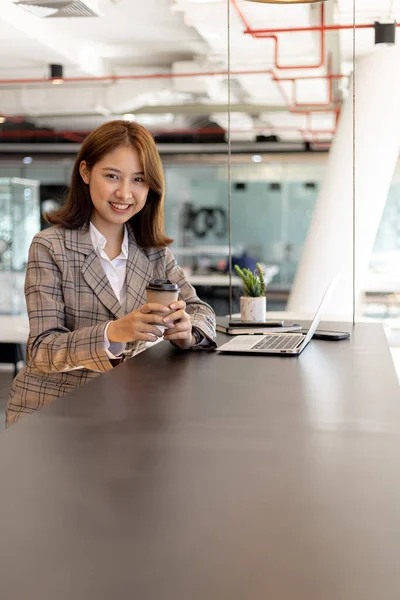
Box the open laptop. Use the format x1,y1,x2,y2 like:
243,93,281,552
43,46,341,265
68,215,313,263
217,276,338,356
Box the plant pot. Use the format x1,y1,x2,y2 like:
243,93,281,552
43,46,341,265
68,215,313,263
240,296,266,322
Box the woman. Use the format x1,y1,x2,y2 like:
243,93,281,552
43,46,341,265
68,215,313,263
6,120,216,425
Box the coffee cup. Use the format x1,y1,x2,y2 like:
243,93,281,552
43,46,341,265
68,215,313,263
146,279,180,332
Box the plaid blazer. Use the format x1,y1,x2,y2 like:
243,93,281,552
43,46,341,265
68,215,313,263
6,225,216,425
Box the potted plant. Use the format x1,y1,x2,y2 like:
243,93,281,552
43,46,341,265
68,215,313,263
234,263,267,322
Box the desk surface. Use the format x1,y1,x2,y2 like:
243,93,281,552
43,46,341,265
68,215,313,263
1,322,400,599
0,314,29,343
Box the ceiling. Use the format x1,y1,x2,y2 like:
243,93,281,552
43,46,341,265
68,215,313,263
0,0,399,148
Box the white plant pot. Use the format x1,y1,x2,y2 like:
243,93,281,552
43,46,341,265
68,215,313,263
240,296,266,322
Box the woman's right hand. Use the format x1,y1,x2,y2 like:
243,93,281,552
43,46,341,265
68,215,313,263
107,303,172,344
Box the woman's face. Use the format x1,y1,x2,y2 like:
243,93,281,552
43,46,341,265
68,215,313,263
79,144,150,231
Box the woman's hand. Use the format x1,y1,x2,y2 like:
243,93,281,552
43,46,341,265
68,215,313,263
162,300,195,350
107,303,172,343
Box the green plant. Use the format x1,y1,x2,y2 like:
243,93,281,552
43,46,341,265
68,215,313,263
234,263,266,297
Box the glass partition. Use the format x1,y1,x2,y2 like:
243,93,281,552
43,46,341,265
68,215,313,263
163,154,400,321
165,158,324,288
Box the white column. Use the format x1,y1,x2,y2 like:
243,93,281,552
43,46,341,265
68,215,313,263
287,46,400,316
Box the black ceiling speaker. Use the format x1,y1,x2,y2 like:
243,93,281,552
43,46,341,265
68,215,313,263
49,63,63,80
374,22,396,45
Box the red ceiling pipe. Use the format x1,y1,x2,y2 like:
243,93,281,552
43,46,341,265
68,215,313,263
255,9,325,70
231,1,400,68
271,68,346,111
246,23,400,35
0,67,344,116
0,66,347,95
304,110,338,137
283,54,339,108
300,128,335,137
0,68,343,135
0,129,86,142
0,67,339,86
230,1,349,116
231,0,326,70
0,69,278,85
0,125,334,139
233,0,400,36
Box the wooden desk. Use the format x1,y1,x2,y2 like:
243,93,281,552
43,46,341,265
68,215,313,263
0,322,400,599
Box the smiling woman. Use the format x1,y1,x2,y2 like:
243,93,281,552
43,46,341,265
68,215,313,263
46,120,172,249
6,120,217,426
79,145,151,258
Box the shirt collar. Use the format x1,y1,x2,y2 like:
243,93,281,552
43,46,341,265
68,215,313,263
89,222,129,259
121,225,129,257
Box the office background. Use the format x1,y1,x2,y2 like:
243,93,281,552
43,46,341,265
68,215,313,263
2,153,400,316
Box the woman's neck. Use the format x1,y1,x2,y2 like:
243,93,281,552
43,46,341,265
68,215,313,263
90,217,125,261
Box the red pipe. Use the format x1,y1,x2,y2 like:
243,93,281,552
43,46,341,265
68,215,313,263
231,1,400,70
246,23,397,35
0,67,343,86
231,0,326,70
287,54,335,108
0,66,346,111
0,129,86,142
234,0,400,36
0,65,344,144
229,1,350,126
0,69,273,85
0,125,334,139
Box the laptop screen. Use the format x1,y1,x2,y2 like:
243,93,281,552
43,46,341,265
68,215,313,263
300,275,340,347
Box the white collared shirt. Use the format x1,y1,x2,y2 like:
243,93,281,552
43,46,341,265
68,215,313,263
90,222,128,359
90,222,128,308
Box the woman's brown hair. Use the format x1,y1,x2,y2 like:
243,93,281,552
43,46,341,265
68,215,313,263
46,120,173,248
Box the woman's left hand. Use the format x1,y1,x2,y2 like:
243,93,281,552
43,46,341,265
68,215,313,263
162,300,195,350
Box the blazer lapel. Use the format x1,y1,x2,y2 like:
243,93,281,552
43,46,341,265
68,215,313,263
65,227,125,319
125,227,153,314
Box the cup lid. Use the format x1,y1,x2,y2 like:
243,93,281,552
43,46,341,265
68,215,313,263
146,279,180,292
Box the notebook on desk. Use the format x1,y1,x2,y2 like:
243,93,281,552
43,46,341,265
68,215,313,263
216,317,301,335
217,277,338,356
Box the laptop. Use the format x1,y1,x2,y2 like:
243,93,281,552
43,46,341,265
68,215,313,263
217,276,338,356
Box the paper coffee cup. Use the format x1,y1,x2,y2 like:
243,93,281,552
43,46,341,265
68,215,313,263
146,279,180,332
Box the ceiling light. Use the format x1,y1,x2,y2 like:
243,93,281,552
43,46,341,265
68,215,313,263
23,157,33,165
136,113,174,127
0,117,5,124
244,0,326,4
252,155,262,163
123,113,136,122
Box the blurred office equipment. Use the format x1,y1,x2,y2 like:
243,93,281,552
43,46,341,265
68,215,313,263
0,178,39,374
40,184,66,230
0,177,40,315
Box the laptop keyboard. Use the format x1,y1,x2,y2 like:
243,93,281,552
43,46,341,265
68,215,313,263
251,334,304,351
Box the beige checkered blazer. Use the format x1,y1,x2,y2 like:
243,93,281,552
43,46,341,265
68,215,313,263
6,225,216,425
